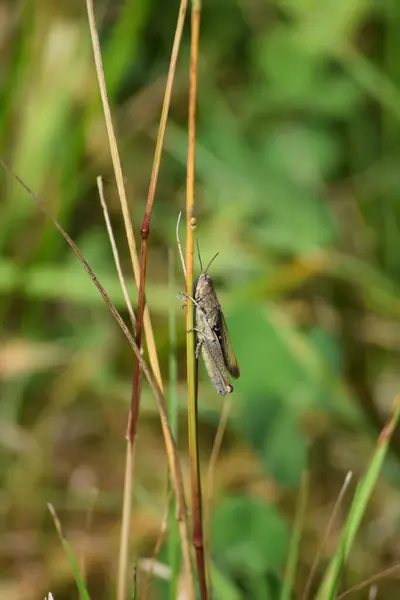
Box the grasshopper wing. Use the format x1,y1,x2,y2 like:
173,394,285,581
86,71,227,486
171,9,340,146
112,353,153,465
217,310,240,379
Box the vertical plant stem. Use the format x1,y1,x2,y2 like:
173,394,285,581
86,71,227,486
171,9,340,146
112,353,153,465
186,1,208,599
118,440,134,600
168,248,180,600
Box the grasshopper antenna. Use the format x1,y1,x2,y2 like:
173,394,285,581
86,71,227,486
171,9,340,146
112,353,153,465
196,238,204,272
204,252,219,274
176,211,186,279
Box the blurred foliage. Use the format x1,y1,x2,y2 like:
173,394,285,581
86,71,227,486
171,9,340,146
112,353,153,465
2,0,400,598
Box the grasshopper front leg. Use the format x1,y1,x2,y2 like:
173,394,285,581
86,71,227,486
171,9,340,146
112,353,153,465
185,327,203,358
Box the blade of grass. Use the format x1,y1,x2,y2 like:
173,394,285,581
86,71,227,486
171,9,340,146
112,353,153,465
186,1,208,599
303,471,353,600
280,471,309,600
48,503,91,600
80,487,99,585
315,395,400,600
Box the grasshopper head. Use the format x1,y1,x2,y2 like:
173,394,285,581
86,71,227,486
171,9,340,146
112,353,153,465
194,273,214,303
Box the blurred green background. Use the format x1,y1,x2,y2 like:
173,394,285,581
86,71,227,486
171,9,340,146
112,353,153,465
2,0,400,598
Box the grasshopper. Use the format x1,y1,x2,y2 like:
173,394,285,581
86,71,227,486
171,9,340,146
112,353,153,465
182,246,240,396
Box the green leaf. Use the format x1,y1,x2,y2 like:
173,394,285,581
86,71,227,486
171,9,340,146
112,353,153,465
256,27,320,96
210,563,244,600
212,496,289,576
261,124,340,186
262,408,307,489
249,181,335,253
228,305,333,410
237,396,307,488
237,394,282,453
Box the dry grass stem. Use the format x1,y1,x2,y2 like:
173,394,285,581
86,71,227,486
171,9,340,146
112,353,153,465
86,0,162,388
176,211,187,279
336,564,400,599
97,176,136,331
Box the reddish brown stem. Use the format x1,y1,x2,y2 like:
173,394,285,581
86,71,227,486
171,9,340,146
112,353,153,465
128,232,148,444
191,409,208,600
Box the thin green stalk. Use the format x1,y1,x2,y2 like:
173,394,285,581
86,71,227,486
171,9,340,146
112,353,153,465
186,1,208,599
280,471,309,600
48,504,91,600
168,248,180,600
302,471,353,600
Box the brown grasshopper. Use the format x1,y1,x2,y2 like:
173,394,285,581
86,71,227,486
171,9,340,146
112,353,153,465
180,247,240,395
